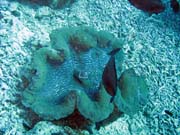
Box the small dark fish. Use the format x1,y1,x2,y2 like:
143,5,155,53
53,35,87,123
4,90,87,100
102,48,120,102
102,56,117,103
170,0,179,13
164,110,173,117
128,0,165,14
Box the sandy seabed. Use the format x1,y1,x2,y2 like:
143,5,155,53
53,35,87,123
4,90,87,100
0,0,180,135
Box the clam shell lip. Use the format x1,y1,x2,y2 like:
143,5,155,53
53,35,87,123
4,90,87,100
22,26,123,122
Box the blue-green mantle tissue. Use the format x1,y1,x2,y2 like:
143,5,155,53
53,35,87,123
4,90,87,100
22,26,148,123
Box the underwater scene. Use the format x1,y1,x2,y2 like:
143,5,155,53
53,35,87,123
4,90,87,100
0,0,180,135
